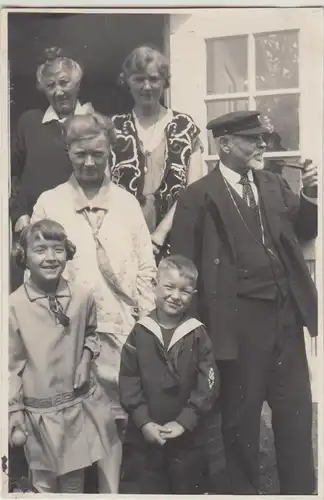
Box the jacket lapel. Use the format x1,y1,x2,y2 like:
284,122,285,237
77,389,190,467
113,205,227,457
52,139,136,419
205,167,283,247
204,166,238,257
254,171,282,243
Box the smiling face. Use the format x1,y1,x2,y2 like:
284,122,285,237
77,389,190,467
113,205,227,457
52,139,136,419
42,60,80,118
155,267,196,318
26,233,67,288
227,134,267,172
127,61,165,109
68,133,110,186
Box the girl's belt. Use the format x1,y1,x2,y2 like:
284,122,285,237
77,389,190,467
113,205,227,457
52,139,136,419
23,377,96,412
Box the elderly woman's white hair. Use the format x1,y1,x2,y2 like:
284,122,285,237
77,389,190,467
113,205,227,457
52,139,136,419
36,47,83,90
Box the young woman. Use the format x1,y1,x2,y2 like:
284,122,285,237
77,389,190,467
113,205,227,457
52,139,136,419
110,45,208,262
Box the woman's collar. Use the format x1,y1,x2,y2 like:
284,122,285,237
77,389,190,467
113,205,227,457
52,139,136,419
67,173,112,212
132,107,173,152
132,106,172,127
42,101,93,124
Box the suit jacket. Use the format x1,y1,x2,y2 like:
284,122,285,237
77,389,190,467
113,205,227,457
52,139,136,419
170,166,317,360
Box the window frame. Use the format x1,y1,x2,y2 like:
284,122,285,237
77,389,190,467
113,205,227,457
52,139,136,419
169,8,323,172
204,30,301,163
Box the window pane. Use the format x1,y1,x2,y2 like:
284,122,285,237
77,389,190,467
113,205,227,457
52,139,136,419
206,36,248,95
206,159,217,172
255,31,299,90
256,94,299,151
206,99,249,155
264,157,301,194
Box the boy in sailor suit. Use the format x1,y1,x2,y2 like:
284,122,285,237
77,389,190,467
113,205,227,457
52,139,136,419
119,255,219,494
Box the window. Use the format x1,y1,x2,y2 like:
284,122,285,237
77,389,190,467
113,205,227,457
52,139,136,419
205,30,302,193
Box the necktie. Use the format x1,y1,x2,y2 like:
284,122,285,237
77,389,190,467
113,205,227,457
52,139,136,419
239,173,258,212
48,296,70,327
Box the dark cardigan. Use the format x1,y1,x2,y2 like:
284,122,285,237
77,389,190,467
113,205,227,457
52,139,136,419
10,109,73,225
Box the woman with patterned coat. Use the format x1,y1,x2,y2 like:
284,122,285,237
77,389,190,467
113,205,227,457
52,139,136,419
110,45,208,262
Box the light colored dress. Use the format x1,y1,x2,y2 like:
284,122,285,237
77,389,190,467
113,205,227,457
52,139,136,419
9,278,117,476
30,174,156,417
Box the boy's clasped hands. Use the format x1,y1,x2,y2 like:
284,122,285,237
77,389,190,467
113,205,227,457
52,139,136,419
142,421,185,446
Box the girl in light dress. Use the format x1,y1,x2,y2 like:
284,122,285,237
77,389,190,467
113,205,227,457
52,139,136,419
9,219,117,493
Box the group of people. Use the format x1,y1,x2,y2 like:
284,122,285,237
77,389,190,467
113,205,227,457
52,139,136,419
9,43,318,495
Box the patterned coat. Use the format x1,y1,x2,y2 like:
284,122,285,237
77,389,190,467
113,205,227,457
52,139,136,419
110,110,201,226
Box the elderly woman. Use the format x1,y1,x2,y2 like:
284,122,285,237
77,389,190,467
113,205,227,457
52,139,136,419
30,112,156,493
10,46,93,234
110,45,208,261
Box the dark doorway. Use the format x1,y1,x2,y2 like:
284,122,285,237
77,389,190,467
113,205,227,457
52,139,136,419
8,12,166,134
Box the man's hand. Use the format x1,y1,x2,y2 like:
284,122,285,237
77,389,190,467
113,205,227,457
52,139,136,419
302,160,318,198
160,421,186,440
14,215,30,233
141,422,171,446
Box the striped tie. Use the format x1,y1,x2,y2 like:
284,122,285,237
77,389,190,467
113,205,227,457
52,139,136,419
239,173,258,213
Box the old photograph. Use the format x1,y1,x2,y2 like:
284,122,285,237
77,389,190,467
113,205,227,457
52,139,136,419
3,6,323,495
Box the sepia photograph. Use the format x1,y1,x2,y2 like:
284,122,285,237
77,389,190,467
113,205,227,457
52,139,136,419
2,5,323,496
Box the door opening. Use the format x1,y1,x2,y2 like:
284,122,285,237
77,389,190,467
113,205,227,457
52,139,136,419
9,12,167,132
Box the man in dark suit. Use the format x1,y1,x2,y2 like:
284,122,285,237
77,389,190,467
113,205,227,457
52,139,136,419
170,111,318,495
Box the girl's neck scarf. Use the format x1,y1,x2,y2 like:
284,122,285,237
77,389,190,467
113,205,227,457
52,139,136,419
47,295,70,327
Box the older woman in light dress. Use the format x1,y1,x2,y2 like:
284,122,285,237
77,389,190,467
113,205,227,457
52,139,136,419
30,112,156,493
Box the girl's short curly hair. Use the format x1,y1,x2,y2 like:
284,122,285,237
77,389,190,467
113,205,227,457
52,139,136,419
12,219,76,270
118,44,170,89
64,112,117,148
